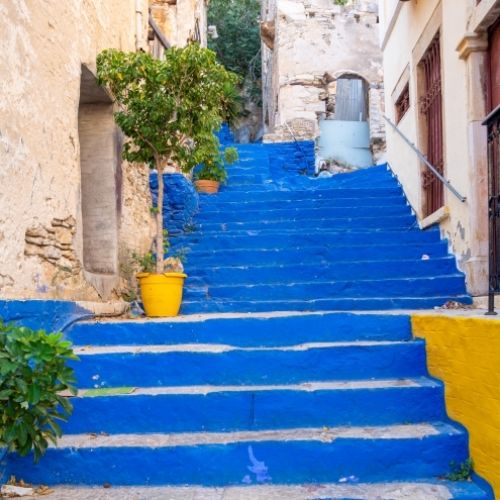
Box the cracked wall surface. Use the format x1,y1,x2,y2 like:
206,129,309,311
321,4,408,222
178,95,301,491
0,0,154,301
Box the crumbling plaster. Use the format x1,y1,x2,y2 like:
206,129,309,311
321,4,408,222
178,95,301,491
0,0,154,300
261,0,385,159
150,0,208,47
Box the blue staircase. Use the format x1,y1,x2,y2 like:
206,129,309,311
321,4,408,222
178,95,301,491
173,144,471,314
4,142,493,498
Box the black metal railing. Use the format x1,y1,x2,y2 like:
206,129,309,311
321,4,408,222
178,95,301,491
483,105,500,314
148,14,170,59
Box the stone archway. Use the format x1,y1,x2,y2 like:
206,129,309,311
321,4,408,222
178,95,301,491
78,65,121,298
318,72,373,168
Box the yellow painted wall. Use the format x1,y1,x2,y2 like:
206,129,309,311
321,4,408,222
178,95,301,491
412,315,500,496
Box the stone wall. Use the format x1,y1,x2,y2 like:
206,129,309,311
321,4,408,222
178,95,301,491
261,0,385,160
0,0,154,301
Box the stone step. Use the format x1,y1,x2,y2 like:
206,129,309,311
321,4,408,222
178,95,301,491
186,257,459,286
183,275,466,301
64,377,446,434
195,205,412,222
31,481,492,499
175,242,449,266
70,340,427,388
68,312,412,347
194,214,417,232
171,230,442,252
207,187,402,201
199,195,408,211
5,423,469,486
180,295,472,314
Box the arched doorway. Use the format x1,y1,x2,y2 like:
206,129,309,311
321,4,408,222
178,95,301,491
318,73,372,168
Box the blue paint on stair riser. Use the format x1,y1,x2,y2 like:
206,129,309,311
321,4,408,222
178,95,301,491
178,243,450,266
194,215,418,232
196,205,412,222
181,295,473,314
199,195,408,210
5,429,468,486
67,313,412,347
175,233,445,254
71,342,427,388
64,383,446,434
187,258,460,285
183,277,466,301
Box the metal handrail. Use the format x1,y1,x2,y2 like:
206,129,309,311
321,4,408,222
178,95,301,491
383,115,466,203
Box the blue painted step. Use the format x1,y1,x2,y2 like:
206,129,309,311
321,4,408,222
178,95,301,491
183,276,466,301
5,423,469,486
177,243,449,267
200,196,408,211
196,205,412,222
64,378,446,434
68,313,412,346
174,228,443,248
71,340,427,388
205,187,403,202
187,258,459,285
194,215,418,232
181,295,472,314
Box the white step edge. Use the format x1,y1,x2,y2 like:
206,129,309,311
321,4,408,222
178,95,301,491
74,377,435,397
73,341,409,356
54,423,459,449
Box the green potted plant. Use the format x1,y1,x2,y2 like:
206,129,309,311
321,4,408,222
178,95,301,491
0,320,78,462
195,146,239,193
97,44,238,317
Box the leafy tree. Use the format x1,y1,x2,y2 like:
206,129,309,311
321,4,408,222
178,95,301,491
97,45,239,273
0,321,78,462
208,0,262,101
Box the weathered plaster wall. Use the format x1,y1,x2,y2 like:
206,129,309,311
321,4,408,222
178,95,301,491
412,314,500,497
380,0,497,295
150,0,208,47
0,1,154,301
261,0,385,158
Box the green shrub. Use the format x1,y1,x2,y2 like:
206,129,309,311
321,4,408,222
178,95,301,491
0,321,78,462
195,146,239,183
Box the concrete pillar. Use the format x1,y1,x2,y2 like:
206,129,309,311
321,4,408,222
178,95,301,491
457,33,489,295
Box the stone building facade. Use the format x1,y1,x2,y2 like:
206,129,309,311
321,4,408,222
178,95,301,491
150,0,208,48
261,0,385,164
0,0,203,302
380,0,500,298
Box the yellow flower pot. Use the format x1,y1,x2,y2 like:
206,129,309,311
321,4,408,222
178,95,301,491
137,272,187,317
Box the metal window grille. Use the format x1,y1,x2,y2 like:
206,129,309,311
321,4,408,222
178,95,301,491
419,33,444,216
395,83,410,124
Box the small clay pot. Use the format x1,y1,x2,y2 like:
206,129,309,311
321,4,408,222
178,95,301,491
195,180,220,194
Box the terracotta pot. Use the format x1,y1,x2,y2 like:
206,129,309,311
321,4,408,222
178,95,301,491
195,180,220,194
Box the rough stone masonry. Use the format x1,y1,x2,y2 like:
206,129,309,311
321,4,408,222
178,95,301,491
261,0,385,163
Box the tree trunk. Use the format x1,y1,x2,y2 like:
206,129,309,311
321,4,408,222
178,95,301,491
155,164,165,274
